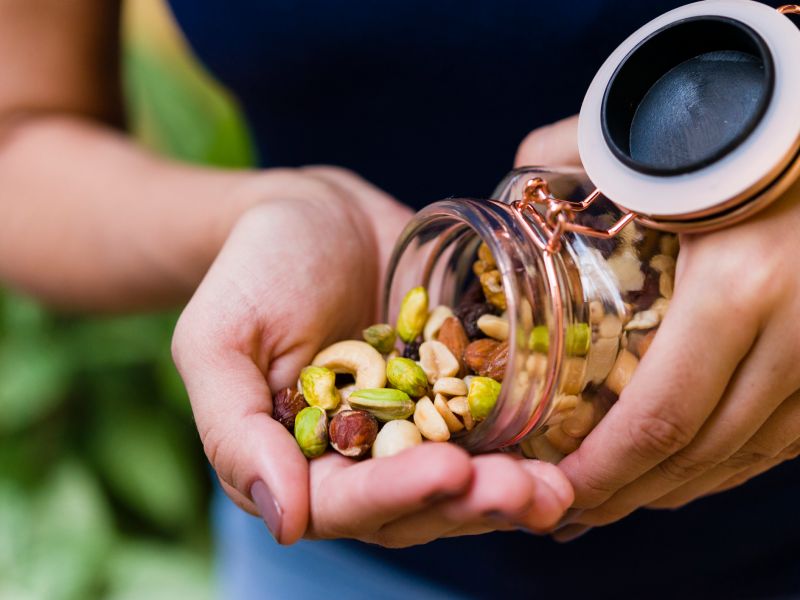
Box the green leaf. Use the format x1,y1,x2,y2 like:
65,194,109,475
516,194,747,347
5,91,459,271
124,43,255,168
0,460,113,600
91,401,202,530
0,339,69,433
105,539,212,600
61,313,173,370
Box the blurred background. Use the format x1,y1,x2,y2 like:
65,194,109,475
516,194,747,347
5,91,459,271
0,1,254,598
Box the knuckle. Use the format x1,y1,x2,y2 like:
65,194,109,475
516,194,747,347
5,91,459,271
656,451,716,483
627,412,695,461
575,470,621,509
721,448,772,471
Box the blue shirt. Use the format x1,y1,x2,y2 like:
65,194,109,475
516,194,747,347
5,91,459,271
168,1,800,597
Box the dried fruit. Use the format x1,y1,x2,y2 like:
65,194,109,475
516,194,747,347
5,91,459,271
467,376,501,421
385,357,429,398
455,302,495,340
273,387,308,430
419,340,460,384
479,269,507,311
437,316,469,376
362,323,397,354
413,396,451,442
371,419,423,458
402,338,421,361
396,286,429,343
294,406,328,458
329,410,379,458
423,305,454,341
348,388,415,421
312,340,387,390
300,366,340,410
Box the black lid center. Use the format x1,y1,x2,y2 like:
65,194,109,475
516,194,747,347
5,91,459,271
602,16,774,176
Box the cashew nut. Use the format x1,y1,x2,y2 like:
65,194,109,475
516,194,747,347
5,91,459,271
312,340,386,390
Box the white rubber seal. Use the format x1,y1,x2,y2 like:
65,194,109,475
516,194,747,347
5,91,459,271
578,0,800,218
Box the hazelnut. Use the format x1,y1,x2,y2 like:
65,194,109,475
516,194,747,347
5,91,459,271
329,410,379,458
273,387,308,431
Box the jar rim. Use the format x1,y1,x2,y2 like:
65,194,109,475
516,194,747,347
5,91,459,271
383,196,562,452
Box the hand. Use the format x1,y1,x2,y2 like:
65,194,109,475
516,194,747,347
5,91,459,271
516,117,800,540
172,166,573,547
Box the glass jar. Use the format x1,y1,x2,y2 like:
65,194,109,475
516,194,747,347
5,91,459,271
384,167,678,461
383,1,800,461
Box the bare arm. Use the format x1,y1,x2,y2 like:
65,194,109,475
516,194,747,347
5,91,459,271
0,0,271,310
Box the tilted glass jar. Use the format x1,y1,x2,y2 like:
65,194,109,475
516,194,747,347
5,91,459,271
383,2,800,460
384,167,678,461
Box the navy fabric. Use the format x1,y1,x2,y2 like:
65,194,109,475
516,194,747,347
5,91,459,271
167,1,799,597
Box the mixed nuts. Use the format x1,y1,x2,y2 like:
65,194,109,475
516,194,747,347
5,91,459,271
275,219,677,464
275,280,508,460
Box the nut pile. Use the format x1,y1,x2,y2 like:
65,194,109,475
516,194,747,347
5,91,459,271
275,279,508,460
521,225,678,462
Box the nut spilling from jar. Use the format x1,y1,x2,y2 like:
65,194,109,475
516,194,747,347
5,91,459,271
280,218,677,464
279,280,507,460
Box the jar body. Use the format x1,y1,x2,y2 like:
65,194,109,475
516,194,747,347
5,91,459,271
384,167,678,460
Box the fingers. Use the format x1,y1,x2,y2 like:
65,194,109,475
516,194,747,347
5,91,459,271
559,266,759,510
368,457,572,548
515,115,580,168
307,443,473,541
572,329,795,526
647,390,800,509
173,319,311,545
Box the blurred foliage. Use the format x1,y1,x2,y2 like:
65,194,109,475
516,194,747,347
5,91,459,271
0,1,255,598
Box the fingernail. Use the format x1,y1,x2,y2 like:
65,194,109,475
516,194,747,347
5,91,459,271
251,480,283,542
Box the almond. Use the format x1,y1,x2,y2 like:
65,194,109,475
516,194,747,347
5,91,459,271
436,316,469,376
464,338,500,375
483,341,508,381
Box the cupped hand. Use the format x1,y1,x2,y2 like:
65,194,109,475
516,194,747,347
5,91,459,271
172,166,573,547
517,116,800,540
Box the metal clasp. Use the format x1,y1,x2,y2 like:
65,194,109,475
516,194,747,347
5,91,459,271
511,178,638,254
778,5,800,15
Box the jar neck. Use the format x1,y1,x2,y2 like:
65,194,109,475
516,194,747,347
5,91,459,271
384,179,603,453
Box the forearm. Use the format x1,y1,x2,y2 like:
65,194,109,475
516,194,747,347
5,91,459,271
0,114,262,311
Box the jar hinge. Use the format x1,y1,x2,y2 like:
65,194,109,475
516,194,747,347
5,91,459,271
511,177,638,255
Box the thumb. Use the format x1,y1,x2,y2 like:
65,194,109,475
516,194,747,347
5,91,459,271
172,325,310,545
515,115,581,168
